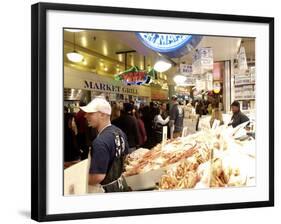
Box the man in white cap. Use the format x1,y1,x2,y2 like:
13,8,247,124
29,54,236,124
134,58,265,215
80,97,130,192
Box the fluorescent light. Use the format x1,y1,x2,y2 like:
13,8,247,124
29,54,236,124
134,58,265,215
153,59,172,72
173,75,187,85
64,29,84,32
66,51,84,63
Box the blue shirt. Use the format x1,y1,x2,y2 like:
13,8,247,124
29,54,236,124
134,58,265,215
89,125,129,174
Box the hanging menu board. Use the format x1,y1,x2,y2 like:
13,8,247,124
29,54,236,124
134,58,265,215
192,47,214,75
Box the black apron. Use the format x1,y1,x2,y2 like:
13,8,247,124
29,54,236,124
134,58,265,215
100,130,131,192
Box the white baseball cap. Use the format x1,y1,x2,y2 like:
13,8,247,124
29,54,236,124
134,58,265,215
80,97,112,115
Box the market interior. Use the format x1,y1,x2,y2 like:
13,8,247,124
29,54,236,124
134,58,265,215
63,29,256,195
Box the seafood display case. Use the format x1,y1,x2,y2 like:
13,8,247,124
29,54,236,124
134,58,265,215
123,123,255,191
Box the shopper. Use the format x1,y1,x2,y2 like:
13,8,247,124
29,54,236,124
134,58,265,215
134,109,147,147
195,100,205,116
81,97,130,192
207,103,213,115
169,95,184,139
195,100,206,131
140,105,153,148
228,101,249,128
160,102,169,119
111,102,122,121
210,108,224,128
64,107,80,168
153,107,170,145
75,102,91,160
112,102,140,153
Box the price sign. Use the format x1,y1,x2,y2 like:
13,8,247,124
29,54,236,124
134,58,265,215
162,126,168,146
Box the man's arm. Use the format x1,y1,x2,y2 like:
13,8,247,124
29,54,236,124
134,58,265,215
88,173,106,185
157,115,170,125
89,139,109,185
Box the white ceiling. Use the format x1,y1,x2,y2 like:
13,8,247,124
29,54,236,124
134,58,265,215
64,29,255,78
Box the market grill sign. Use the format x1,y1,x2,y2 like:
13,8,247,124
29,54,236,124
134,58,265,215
84,80,138,95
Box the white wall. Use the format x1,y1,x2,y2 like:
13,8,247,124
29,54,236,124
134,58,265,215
0,0,279,223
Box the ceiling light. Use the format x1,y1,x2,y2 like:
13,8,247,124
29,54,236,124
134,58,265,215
173,75,187,85
67,51,84,63
64,29,84,32
118,55,123,62
66,32,84,63
154,59,172,72
104,67,108,72
103,45,108,56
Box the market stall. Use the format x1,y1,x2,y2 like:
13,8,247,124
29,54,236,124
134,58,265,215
124,123,255,191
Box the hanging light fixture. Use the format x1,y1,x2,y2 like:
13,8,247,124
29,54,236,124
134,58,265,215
153,58,172,72
173,75,187,85
67,32,84,63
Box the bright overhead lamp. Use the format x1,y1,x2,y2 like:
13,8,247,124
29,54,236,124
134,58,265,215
66,32,84,63
173,75,187,85
67,51,84,63
153,58,172,72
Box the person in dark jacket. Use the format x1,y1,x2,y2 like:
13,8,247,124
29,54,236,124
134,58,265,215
64,107,80,168
228,101,249,128
75,103,90,160
112,103,140,153
133,108,147,147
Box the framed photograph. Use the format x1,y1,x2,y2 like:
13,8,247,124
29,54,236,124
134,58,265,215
31,2,274,222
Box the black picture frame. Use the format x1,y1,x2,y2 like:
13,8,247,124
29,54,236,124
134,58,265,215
31,2,274,222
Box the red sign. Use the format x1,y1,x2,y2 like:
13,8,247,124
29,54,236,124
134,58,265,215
121,72,147,83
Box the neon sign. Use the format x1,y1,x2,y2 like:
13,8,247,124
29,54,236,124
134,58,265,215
136,33,192,53
114,66,156,85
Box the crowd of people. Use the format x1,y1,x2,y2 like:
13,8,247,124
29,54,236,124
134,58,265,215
64,96,181,166
64,97,250,163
